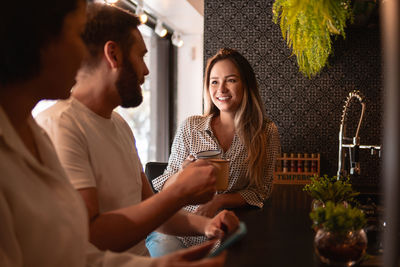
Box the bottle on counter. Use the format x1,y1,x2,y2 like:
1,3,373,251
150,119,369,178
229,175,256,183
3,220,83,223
282,153,288,173
303,153,309,172
297,153,303,172
290,153,296,173
276,152,282,172
311,153,317,173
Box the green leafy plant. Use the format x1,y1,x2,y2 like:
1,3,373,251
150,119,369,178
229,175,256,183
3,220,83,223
303,174,359,204
272,0,353,77
310,201,366,234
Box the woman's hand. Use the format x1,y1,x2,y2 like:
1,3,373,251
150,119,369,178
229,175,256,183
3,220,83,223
194,198,221,218
203,210,239,240
155,240,226,267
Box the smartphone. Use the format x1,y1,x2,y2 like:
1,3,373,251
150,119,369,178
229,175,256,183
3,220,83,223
207,221,247,257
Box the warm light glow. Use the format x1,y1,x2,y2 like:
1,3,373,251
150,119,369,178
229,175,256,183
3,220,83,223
104,0,119,3
136,4,148,24
171,31,184,47
159,29,167,37
139,13,148,24
155,20,167,38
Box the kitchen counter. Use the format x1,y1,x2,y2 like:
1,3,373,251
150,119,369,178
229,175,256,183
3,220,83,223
225,184,382,267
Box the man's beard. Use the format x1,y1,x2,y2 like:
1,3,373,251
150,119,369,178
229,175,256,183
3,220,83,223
116,59,143,108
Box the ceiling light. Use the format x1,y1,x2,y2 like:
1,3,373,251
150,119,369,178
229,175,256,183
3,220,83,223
104,0,119,3
155,19,167,38
171,31,184,47
135,1,148,24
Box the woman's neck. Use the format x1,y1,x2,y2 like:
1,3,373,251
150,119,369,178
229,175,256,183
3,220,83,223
211,113,236,152
217,112,235,131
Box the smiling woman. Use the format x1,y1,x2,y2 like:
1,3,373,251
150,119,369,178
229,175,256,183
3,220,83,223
208,59,244,116
148,48,281,256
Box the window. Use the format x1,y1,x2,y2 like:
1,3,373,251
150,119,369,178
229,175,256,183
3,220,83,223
115,24,161,165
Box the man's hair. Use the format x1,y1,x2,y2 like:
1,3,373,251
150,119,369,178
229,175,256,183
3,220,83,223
82,3,141,69
0,0,81,86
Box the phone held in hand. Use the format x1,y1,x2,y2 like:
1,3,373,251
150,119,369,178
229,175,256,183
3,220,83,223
207,221,247,257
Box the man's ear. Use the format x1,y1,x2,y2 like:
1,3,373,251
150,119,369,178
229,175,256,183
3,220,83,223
104,41,121,69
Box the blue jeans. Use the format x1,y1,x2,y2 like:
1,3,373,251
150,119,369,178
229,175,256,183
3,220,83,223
145,231,186,257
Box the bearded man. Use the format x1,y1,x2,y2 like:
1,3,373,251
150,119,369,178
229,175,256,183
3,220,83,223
36,2,238,257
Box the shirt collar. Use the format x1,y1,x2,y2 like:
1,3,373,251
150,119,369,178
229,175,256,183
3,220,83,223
197,114,214,134
0,106,52,172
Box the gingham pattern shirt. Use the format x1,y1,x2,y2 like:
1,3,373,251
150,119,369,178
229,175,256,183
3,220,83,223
152,114,281,247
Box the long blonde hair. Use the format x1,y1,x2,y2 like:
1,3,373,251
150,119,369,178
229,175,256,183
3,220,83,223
204,48,268,188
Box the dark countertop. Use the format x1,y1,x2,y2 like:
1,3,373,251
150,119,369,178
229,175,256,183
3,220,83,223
225,184,382,267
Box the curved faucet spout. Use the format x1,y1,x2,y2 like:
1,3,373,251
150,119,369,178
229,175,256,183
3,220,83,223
337,90,366,179
340,90,366,140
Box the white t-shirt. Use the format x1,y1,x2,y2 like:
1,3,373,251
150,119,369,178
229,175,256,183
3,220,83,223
0,107,154,266
36,97,147,255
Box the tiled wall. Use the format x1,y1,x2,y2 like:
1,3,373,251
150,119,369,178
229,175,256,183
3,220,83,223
204,0,382,185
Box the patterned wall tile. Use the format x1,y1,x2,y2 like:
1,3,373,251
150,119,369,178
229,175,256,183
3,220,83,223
204,0,383,185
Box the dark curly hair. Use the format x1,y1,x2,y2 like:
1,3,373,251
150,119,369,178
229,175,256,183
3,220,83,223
0,0,83,86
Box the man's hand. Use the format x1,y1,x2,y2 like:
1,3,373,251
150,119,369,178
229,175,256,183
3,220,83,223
204,210,239,240
181,154,196,169
172,160,217,206
194,198,221,218
155,240,226,267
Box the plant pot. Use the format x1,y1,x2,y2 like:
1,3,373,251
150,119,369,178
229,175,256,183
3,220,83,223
314,228,367,266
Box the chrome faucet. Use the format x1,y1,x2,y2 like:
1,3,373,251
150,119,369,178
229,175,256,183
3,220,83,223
337,90,382,180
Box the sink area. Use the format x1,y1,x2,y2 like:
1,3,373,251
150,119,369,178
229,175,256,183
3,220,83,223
352,189,383,255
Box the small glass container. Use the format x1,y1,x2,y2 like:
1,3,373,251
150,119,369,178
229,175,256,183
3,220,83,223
314,228,367,266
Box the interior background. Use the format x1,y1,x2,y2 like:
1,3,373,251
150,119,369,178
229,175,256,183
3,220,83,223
204,0,383,186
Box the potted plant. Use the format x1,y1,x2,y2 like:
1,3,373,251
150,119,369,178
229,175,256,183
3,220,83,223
272,0,353,77
310,202,367,266
303,175,359,210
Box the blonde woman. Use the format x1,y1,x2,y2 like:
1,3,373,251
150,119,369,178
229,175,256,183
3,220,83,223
147,48,281,256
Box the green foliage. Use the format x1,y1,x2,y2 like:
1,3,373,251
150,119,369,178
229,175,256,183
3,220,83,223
272,0,353,78
310,201,366,234
303,174,359,204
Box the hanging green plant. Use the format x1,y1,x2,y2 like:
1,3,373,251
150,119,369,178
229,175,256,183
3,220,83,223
272,0,353,78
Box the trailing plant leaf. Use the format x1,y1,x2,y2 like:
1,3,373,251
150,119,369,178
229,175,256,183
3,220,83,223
310,201,366,235
303,174,359,204
273,0,353,77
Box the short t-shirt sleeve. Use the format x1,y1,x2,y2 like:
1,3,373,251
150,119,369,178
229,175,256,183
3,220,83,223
37,113,97,189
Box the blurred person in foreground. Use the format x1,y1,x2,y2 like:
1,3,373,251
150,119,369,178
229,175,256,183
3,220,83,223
0,1,233,266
